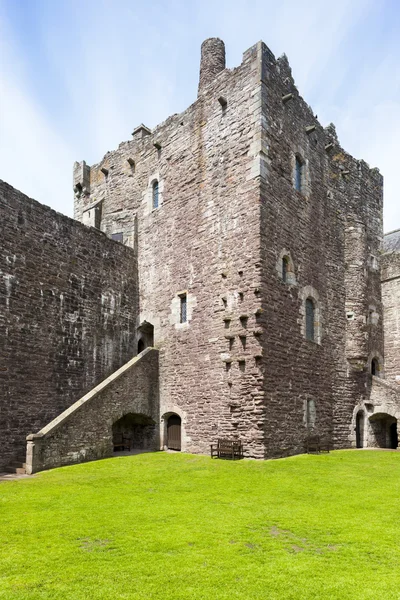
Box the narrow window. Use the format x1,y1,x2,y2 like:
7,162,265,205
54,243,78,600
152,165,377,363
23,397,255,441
295,156,303,193
305,298,315,341
152,180,159,209
282,256,289,283
111,232,123,243
180,293,187,323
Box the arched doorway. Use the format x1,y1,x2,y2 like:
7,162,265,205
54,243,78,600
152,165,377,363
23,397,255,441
369,413,398,448
371,358,379,376
137,321,154,355
356,411,364,448
112,413,156,452
167,415,181,451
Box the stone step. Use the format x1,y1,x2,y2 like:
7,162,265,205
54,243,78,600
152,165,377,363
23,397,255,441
5,465,26,474
14,467,27,475
9,461,26,469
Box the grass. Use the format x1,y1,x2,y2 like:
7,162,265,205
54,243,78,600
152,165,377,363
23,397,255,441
1,451,400,600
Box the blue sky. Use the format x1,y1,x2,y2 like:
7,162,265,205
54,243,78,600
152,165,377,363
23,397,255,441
0,0,399,231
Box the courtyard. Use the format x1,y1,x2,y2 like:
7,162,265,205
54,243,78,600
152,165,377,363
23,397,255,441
1,450,399,599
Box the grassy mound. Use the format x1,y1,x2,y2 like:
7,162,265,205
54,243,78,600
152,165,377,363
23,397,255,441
1,450,399,599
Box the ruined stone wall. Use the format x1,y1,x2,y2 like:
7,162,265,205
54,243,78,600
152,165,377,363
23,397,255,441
382,234,400,384
75,43,266,457
258,43,383,454
26,349,158,473
0,181,138,469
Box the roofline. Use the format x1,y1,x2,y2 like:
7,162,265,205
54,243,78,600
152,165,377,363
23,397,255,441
384,227,400,236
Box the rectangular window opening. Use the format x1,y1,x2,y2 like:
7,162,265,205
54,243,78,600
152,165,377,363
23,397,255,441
295,156,303,193
179,293,187,323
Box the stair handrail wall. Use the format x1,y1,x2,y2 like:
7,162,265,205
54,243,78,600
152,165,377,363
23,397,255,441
25,348,159,474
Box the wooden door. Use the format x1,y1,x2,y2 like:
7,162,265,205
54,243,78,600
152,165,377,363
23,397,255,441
167,415,181,451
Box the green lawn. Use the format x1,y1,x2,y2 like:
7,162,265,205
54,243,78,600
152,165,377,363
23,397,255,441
1,451,400,600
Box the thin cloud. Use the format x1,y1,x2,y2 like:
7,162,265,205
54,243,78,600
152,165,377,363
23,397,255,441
0,0,398,228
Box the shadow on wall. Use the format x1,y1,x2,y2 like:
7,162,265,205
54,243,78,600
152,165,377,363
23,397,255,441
137,321,154,354
369,413,398,449
112,413,156,451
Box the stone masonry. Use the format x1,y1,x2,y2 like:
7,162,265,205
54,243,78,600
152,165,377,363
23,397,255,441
382,229,400,384
26,348,159,474
1,38,399,472
71,38,391,459
0,180,138,470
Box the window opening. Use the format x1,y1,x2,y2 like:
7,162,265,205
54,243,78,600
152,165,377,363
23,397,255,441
180,293,187,323
295,156,303,193
305,298,315,341
152,180,159,209
282,256,289,283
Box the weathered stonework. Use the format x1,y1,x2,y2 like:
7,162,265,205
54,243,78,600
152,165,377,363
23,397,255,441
382,230,400,384
72,38,388,458
26,349,159,473
1,37,398,472
0,181,138,470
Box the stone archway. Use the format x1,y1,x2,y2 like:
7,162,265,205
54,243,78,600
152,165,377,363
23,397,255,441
368,413,398,449
112,413,156,452
137,321,154,355
161,409,185,452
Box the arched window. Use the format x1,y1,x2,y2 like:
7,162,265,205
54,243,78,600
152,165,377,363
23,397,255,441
295,155,303,193
152,180,159,209
277,250,296,285
282,256,289,283
305,298,315,341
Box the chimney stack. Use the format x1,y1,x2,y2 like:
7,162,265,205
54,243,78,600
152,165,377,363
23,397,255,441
198,38,226,96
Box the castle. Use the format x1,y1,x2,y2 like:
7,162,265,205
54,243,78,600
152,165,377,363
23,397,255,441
1,39,399,474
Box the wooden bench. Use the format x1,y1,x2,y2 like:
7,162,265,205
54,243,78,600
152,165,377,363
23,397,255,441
210,439,244,460
305,435,330,454
113,434,132,452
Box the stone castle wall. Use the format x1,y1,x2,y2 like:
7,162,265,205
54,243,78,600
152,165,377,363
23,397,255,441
26,349,159,474
74,42,266,457
257,44,383,453
74,39,384,458
0,180,138,469
382,232,400,384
